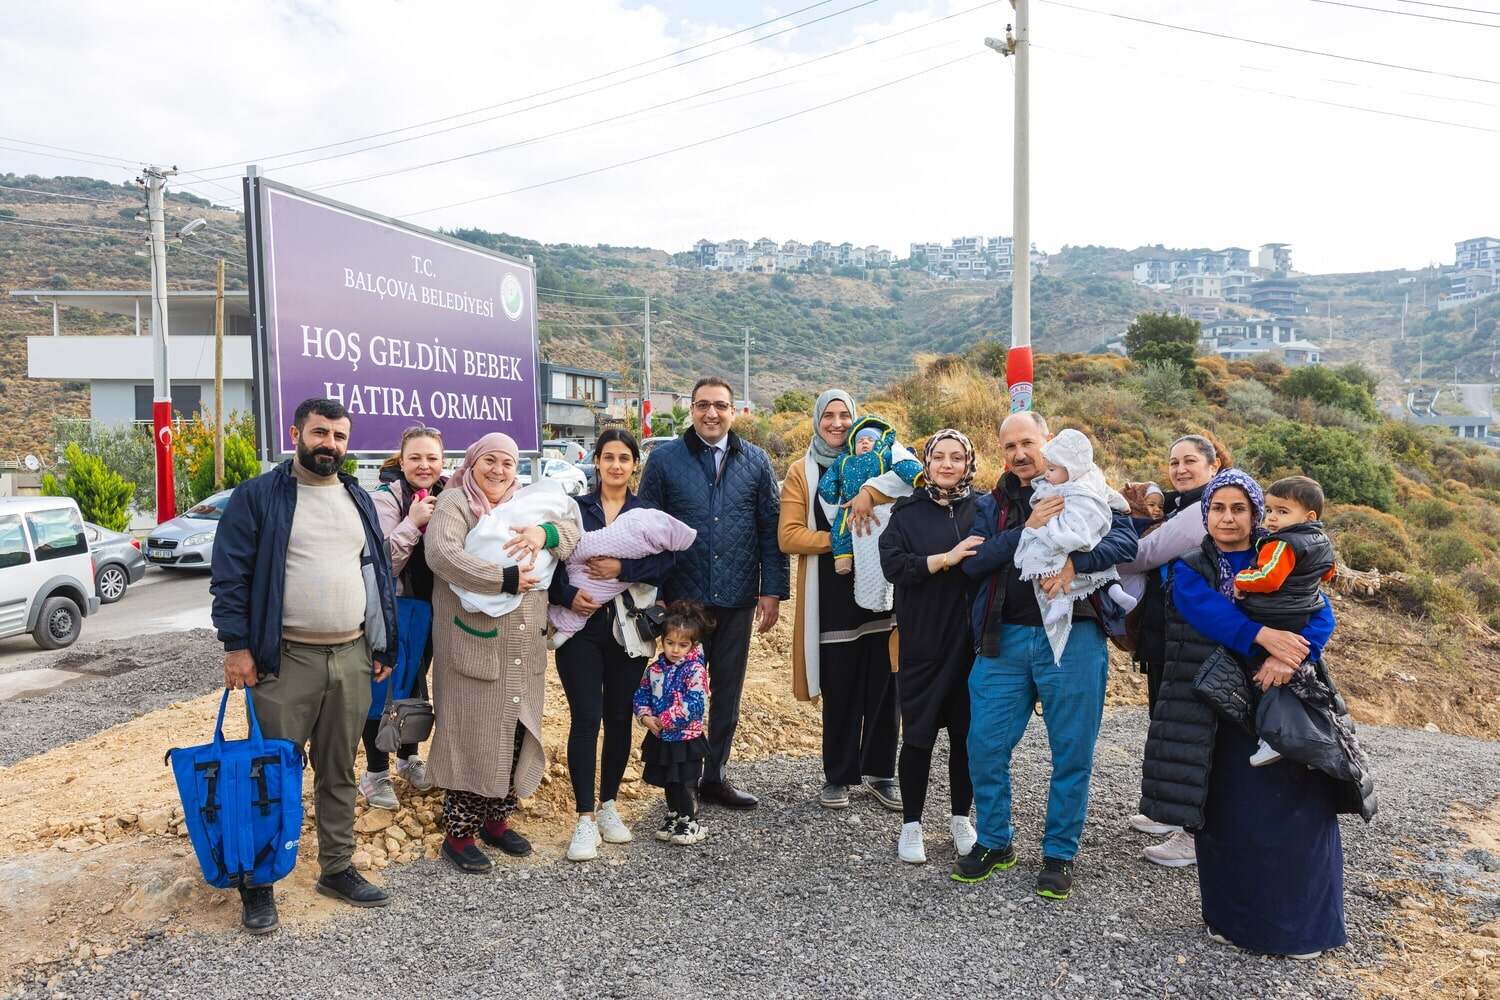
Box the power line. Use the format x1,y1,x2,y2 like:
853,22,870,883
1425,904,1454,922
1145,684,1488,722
397,50,985,218
307,1,1000,192
1307,0,1500,26
188,0,876,176
538,286,647,300
0,135,141,168
0,143,137,173
0,217,140,238
0,183,131,204
1037,41,1500,137
1041,0,1500,86
1392,0,1500,13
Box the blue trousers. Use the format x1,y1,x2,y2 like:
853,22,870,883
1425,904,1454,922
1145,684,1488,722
967,621,1108,862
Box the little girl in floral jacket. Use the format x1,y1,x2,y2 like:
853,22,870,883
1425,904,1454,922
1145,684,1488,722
634,601,713,846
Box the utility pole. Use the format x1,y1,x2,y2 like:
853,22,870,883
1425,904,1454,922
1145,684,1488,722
641,293,652,436
142,165,177,523
743,327,752,413
987,0,1030,412
214,256,225,489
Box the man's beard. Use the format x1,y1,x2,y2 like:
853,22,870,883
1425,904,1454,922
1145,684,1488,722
297,442,343,477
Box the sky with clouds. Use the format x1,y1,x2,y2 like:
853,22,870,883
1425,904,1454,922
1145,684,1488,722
2,0,1498,274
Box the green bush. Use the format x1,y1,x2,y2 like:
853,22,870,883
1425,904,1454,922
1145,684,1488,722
1243,420,1396,511
1459,562,1500,612
1424,530,1484,573
1225,379,1277,423
187,435,261,503
772,390,814,414
1277,365,1378,421
1382,571,1473,620
1123,312,1198,376
1326,505,1414,573
1125,360,1193,413
41,442,134,531
1408,497,1456,529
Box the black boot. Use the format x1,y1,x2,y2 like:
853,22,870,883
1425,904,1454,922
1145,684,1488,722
238,885,279,935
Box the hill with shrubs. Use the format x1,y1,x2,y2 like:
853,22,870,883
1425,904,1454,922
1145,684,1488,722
733,327,1500,739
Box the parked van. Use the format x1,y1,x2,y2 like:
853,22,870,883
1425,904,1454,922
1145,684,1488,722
0,497,100,649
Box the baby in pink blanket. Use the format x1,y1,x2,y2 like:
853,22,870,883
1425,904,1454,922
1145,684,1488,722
548,508,698,642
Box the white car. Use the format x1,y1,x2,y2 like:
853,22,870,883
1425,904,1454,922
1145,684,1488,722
0,496,101,649
518,456,587,496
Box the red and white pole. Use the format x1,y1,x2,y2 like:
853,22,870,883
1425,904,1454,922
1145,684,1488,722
1008,0,1032,412
143,165,178,522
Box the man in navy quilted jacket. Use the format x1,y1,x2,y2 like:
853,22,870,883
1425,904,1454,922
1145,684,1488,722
638,376,790,809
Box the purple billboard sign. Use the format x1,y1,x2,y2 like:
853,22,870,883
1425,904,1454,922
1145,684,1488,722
245,178,540,457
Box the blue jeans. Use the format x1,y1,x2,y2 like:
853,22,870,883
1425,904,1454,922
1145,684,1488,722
967,621,1108,862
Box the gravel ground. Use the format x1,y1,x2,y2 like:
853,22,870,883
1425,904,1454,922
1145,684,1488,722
0,631,221,767
11,705,1498,1000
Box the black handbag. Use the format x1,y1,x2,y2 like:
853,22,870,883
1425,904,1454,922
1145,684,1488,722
375,687,435,754
620,590,667,647
1191,645,1255,735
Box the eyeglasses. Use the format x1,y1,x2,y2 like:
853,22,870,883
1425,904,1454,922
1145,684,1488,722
692,400,732,414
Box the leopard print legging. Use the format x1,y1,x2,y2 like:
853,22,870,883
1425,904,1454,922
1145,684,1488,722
443,789,518,839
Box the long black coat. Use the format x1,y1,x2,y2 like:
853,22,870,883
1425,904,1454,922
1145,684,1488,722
879,490,978,747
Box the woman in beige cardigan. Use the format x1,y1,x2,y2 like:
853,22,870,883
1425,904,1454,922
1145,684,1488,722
424,432,580,874
779,390,913,812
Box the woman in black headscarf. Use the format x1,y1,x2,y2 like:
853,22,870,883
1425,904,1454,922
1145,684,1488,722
878,429,985,864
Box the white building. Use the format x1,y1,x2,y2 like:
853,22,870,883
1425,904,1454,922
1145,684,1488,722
1174,273,1223,300
15,288,255,428
1456,236,1500,271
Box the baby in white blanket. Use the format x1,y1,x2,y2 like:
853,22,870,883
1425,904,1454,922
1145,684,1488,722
1013,428,1136,663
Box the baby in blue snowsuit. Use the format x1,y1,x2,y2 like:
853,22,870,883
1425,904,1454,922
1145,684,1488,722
818,414,923,575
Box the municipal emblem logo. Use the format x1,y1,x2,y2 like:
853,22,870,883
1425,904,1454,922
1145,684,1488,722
500,273,525,320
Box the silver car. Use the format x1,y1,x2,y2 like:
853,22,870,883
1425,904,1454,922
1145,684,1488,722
145,489,233,570
85,521,148,603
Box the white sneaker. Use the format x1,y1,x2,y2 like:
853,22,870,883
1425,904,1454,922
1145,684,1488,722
1143,830,1197,868
396,756,433,792
596,800,633,844
567,816,602,862
1287,951,1323,961
1249,740,1283,767
669,817,707,846
949,815,977,857
359,770,398,810
898,821,927,864
1129,813,1178,836
1206,927,1233,947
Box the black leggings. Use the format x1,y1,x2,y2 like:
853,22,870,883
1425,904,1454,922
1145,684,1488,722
665,782,697,820
361,718,417,774
898,739,973,825
555,613,643,814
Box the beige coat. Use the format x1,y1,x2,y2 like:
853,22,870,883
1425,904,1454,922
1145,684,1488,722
424,487,580,800
778,458,897,703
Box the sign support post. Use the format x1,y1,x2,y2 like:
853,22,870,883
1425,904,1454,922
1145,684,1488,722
143,165,177,522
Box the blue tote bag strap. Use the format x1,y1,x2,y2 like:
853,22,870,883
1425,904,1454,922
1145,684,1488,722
216,687,267,751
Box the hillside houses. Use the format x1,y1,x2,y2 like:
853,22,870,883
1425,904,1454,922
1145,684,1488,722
908,235,1047,281
1446,235,1500,308
691,237,894,273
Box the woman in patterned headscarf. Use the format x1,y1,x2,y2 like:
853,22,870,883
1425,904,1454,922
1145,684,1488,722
1139,468,1346,959
876,429,986,865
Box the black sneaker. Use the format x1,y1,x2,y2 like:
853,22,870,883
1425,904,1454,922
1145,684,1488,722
478,823,533,857
237,885,278,935
1036,857,1074,901
442,837,494,874
316,866,392,907
950,843,1018,884
655,812,679,843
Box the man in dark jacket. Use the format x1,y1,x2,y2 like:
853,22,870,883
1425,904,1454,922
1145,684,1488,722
951,411,1138,901
637,376,789,809
211,398,399,934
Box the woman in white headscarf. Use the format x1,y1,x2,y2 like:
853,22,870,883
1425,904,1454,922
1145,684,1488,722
778,389,915,812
